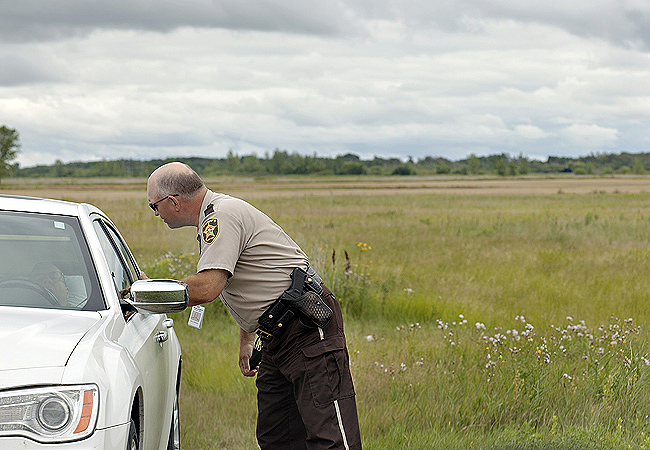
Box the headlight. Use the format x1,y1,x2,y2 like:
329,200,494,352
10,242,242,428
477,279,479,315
0,385,98,443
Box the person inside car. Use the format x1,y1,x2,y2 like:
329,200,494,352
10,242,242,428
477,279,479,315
30,262,69,307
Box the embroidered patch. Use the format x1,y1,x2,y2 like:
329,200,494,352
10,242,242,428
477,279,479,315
201,218,219,244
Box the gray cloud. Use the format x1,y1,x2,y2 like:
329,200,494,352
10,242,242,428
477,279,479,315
4,1,650,49
467,0,650,49
0,55,64,85
0,0,358,42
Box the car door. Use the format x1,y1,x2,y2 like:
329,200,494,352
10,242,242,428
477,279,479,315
93,218,173,449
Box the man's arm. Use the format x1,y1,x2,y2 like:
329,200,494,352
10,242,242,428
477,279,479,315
181,268,229,307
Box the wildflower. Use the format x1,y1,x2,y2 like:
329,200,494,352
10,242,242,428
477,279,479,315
365,335,374,342
475,322,486,330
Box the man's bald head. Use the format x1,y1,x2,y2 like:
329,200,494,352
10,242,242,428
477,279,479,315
149,162,205,199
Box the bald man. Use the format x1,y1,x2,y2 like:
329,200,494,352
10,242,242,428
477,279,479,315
147,162,361,450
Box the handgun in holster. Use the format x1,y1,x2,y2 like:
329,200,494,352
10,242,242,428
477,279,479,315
256,268,333,340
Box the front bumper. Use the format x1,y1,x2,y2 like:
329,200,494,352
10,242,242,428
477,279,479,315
0,422,130,449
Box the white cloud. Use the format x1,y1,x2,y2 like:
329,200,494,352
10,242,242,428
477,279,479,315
560,123,619,148
514,125,549,140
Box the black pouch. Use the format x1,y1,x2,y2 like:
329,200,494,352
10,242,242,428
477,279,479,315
257,299,295,339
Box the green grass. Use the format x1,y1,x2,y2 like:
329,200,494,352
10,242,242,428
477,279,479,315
6,178,650,448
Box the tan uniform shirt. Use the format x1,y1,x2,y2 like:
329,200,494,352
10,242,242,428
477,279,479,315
196,190,309,332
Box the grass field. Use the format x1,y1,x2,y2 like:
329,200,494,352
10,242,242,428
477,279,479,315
4,175,650,449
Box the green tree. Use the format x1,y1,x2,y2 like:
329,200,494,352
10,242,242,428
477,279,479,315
225,150,240,173
0,125,21,183
518,155,530,175
633,156,645,174
495,159,507,176
468,154,480,174
436,162,451,174
508,160,518,176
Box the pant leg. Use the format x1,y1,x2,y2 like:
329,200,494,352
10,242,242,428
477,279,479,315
256,354,308,450
288,343,362,450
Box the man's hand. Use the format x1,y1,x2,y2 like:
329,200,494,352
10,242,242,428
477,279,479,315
239,329,259,377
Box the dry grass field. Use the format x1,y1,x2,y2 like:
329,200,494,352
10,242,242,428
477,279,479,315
4,174,650,200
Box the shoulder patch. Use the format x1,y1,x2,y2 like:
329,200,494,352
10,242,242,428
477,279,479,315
201,218,219,244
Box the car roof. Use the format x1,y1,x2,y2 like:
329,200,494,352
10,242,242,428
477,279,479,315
0,194,101,217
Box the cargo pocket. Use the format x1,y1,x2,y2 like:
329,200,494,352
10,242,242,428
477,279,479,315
302,337,356,407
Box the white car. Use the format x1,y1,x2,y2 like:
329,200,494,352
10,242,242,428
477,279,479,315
0,195,187,450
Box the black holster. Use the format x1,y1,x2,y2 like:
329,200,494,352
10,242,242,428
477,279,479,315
256,268,333,340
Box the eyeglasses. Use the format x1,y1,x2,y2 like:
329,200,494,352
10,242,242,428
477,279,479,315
149,194,179,212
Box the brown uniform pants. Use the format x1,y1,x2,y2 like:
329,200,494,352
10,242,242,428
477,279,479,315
256,284,362,450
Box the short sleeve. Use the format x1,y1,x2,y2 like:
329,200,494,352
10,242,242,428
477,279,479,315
197,210,246,276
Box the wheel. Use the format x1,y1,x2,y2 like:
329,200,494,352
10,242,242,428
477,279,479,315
126,418,139,450
167,371,181,450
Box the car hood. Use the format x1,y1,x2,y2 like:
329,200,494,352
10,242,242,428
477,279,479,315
0,307,102,372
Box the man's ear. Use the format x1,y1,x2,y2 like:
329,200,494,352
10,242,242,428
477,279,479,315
170,195,181,211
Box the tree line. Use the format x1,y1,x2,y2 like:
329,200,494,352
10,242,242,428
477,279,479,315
12,150,650,179
4,125,650,179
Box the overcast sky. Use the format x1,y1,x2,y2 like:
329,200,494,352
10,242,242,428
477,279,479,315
1,0,650,167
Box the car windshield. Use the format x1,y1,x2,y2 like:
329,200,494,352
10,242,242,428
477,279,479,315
0,211,105,311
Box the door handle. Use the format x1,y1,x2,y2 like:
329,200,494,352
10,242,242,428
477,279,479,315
154,330,169,346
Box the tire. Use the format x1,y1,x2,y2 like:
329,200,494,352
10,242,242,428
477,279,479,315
167,367,181,450
126,418,139,450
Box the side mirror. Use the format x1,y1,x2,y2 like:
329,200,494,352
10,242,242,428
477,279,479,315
128,279,189,314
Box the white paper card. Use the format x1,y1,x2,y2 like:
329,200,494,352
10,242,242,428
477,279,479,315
188,305,205,329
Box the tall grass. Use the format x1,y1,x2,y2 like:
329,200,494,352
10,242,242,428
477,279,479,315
6,178,650,448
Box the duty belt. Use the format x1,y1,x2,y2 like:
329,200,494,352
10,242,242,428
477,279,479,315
255,267,330,341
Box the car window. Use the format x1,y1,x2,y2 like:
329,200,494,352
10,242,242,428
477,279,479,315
92,220,138,294
0,211,105,311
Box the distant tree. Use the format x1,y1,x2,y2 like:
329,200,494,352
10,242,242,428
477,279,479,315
436,162,451,174
0,125,21,183
508,161,518,176
391,164,415,175
633,156,645,174
468,154,480,174
495,159,507,176
225,150,240,173
518,155,530,175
